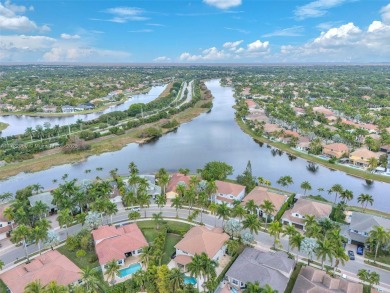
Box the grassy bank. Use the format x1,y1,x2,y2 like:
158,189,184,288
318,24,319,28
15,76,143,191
0,98,211,180
236,118,390,184
347,206,390,218
0,121,9,131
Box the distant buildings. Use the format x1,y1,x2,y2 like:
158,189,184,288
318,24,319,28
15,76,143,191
62,103,95,113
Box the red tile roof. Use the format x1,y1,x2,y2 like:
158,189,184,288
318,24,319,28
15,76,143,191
215,181,245,197
166,173,191,193
92,224,148,265
0,250,81,293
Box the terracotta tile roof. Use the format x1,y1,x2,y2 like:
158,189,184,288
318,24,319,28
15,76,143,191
282,199,332,225
245,100,257,108
215,181,245,197
92,224,148,265
350,148,382,160
264,123,282,133
313,106,334,117
166,173,191,193
0,250,81,293
175,226,229,258
242,187,287,216
0,225,11,234
323,143,349,153
174,255,192,265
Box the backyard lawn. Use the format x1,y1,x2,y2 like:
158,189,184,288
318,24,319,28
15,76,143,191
162,234,182,264
57,246,99,270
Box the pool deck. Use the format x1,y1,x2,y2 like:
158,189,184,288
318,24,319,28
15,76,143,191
112,255,143,284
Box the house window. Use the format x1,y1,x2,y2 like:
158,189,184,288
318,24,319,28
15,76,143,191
117,260,123,265
240,282,245,288
137,249,143,254
232,279,239,285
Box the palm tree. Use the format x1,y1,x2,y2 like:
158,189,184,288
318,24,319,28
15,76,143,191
357,193,374,210
290,232,304,262
157,168,170,195
105,201,118,225
333,245,349,272
232,205,247,223
152,212,163,230
330,184,343,204
277,175,293,188
243,281,262,293
245,199,258,215
268,221,282,249
261,284,278,293
225,239,240,257
57,208,73,237
32,200,49,220
140,246,153,268
208,202,218,227
25,127,34,142
283,224,297,252
81,266,106,293
186,254,203,292
3,207,15,229
10,224,32,263
128,211,141,222
300,181,312,195
42,281,68,293
339,189,354,204
105,259,120,284
316,239,334,270
200,252,217,284
217,202,231,226
368,225,390,262
0,259,4,270
137,193,150,218
260,200,275,225
156,194,167,212
171,196,182,217
169,268,185,293
176,183,187,198
242,214,262,235
368,157,379,171
24,280,44,293
33,220,49,255
31,183,43,194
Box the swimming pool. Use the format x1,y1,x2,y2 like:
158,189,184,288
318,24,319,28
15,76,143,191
118,263,142,278
184,276,197,285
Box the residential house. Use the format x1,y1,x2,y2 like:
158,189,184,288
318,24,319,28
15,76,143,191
28,192,57,216
245,99,257,109
313,106,334,117
241,187,287,221
0,204,12,240
92,224,148,272
281,199,332,230
323,143,349,159
41,105,57,113
61,105,75,113
349,148,383,168
165,173,191,199
0,250,82,293
212,181,246,207
74,103,95,111
380,145,390,154
139,175,161,199
173,226,229,271
348,212,390,245
297,136,311,151
292,266,363,293
225,248,295,292
263,123,283,136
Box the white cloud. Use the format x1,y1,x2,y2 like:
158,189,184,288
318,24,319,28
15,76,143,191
103,6,148,22
179,47,230,61
43,47,130,62
128,29,153,33
247,40,269,52
262,26,304,37
203,0,241,9
313,22,361,47
60,33,81,40
223,40,243,49
380,3,390,24
0,0,49,32
224,27,250,34
0,34,55,50
316,21,343,31
295,0,348,20
153,56,171,62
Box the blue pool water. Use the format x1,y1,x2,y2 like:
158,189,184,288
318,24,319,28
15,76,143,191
184,276,197,285
118,263,142,278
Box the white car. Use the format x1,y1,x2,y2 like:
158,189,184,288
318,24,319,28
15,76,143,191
129,206,141,212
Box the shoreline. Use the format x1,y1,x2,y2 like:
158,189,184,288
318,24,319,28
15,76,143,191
0,94,212,181
0,122,9,131
235,118,390,184
0,88,151,118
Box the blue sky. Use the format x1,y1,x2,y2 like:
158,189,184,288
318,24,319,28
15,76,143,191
0,0,389,63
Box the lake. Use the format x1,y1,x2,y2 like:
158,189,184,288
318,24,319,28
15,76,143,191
0,79,389,211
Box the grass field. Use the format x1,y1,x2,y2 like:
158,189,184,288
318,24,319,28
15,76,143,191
162,234,181,264
0,279,8,292
57,246,99,270
0,122,8,131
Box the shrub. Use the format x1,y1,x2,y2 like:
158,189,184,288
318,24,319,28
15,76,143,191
76,249,87,258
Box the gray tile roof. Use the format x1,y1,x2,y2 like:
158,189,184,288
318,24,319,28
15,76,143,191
349,212,390,233
28,192,57,210
225,248,295,293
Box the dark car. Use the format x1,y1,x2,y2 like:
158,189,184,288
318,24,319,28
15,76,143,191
348,250,355,260
357,245,364,255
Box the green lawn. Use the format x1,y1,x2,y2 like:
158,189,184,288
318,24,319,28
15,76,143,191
284,263,303,293
0,279,8,293
136,220,192,235
162,234,181,264
364,251,390,266
57,246,99,270
142,229,160,243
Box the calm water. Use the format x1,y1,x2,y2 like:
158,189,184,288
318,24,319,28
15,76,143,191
0,85,167,137
0,80,389,211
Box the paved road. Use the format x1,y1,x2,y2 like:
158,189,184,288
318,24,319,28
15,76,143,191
1,206,390,291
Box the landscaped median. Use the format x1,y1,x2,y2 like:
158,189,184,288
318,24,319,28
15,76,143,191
236,118,390,184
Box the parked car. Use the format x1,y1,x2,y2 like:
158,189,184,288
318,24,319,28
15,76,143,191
357,245,364,255
348,250,355,260
128,206,141,212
